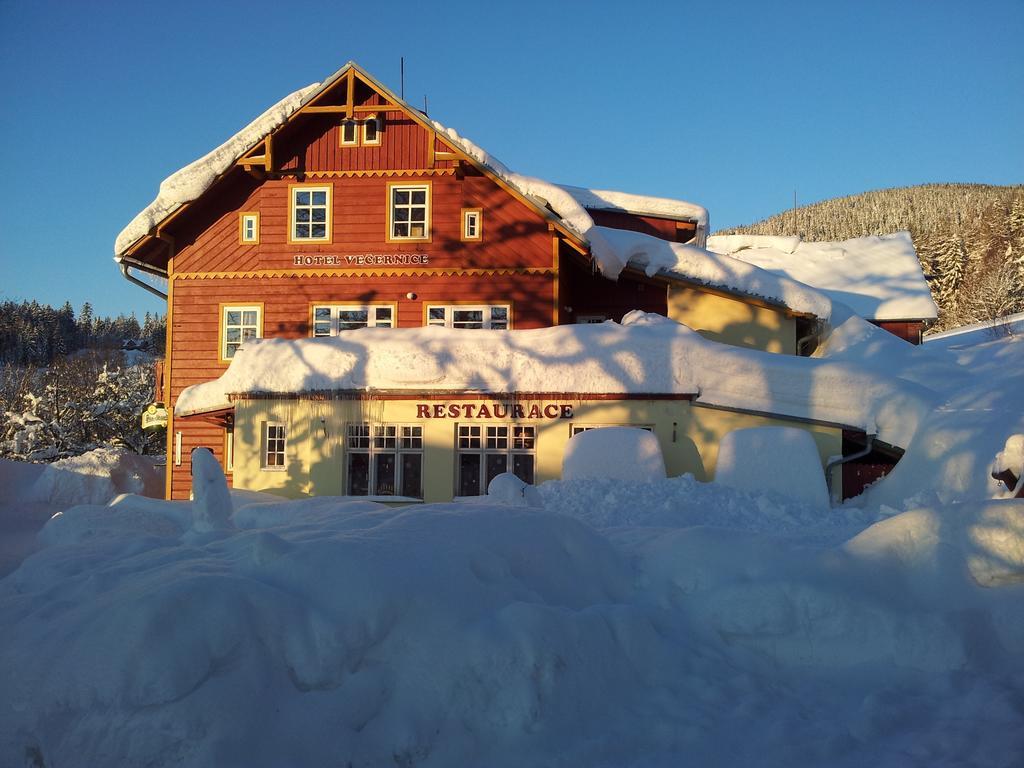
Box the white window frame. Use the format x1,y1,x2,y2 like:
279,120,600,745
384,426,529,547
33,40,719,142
426,304,510,330
388,183,430,241
340,119,359,146
362,115,381,146
345,423,423,498
570,424,654,437
311,304,395,337
221,304,262,361
262,422,286,471
239,212,259,244
456,424,536,497
289,185,332,243
461,209,482,241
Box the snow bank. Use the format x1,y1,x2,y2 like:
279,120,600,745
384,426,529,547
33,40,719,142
708,232,937,322
190,448,233,532
29,447,163,507
714,427,829,507
486,472,543,507
115,84,319,257
5,492,1024,766
175,313,935,450
562,427,666,483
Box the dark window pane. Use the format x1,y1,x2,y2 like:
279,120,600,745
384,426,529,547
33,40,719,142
401,454,422,498
394,190,409,205
296,191,310,205
296,208,310,222
512,454,534,485
486,454,508,488
312,224,326,238
411,190,425,204
312,191,326,205
311,208,326,223
459,454,481,496
348,453,369,495
374,454,396,496
394,223,409,237
296,224,309,238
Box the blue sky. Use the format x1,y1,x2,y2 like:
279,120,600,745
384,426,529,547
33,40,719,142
1,0,1021,318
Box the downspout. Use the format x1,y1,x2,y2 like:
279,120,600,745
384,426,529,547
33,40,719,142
796,332,817,356
119,261,168,300
825,433,875,502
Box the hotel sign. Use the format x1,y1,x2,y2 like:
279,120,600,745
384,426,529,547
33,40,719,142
293,253,430,267
415,402,574,419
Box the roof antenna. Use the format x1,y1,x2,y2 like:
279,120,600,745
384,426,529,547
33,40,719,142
423,94,428,115
400,56,405,100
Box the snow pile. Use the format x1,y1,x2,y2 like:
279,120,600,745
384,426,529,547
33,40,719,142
486,472,543,507
115,84,319,257
714,427,829,507
190,448,233,532
707,232,937,321
596,226,834,316
991,435,1024,497
562,427,666,483
175,313,935,450
29,447,163,507
4,490,1024,766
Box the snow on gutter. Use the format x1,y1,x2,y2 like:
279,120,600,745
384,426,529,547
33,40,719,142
175,314,935,450
558,185,709,244
114,82,322,260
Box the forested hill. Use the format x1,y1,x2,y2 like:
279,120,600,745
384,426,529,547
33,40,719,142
718,184,1024,331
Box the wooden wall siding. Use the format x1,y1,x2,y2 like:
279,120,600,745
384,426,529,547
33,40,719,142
171,421,232,499
558,253,666,322
171,174,554,274
870,320,923,345
589,209,697,244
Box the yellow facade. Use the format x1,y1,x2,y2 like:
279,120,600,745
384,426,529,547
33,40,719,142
230,396,842,502
667,284,796,354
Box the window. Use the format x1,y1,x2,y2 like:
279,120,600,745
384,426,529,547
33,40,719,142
427,305,509,330
224,426,234,472
221,304,262,361
239,212,259,244
457,424,535,496
346,424,423,497
362,115,381,145
388,183,430,241
312,304,394,337
263,423,286,470
290,185,331,243
461,209,482,241
340,119,359,146
570,424,654,437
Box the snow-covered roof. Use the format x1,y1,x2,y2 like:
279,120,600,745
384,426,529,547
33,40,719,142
923,311,1024,349
557,185,709,231
706,232,937,322
596,227,832,318
176,313,936,449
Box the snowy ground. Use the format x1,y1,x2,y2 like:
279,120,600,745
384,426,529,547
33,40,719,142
2,334,1024,766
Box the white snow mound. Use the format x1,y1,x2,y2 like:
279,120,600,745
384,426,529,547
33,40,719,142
562,427,667,483
714,427,830,507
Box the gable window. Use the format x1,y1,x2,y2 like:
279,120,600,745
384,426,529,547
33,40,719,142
263,423,286,470
346,424,423,498
461,209,482,241
290,185,331,243
239,212,259,244
312,304,394,336
426,304,509,330
221,304,262,361
340,119,359,146
362,115,381,145
457,424,535,496
388,183,430,241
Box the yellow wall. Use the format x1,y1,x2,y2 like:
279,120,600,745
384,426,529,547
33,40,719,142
231,397,842,502
667,285,796,354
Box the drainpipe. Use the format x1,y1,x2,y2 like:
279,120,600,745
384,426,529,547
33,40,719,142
825,433,875,502
119,261,168,300
796,332,818,356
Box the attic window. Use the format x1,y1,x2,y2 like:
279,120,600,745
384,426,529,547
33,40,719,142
340,120,358,146
239,212,259,244
363,115,381,145
461,209,482,241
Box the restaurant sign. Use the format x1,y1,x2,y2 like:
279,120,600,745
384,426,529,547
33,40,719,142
415,402,574,419
293,253,430,267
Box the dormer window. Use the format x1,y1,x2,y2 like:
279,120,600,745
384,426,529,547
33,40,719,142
340,120,358,146
363,115,381,145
